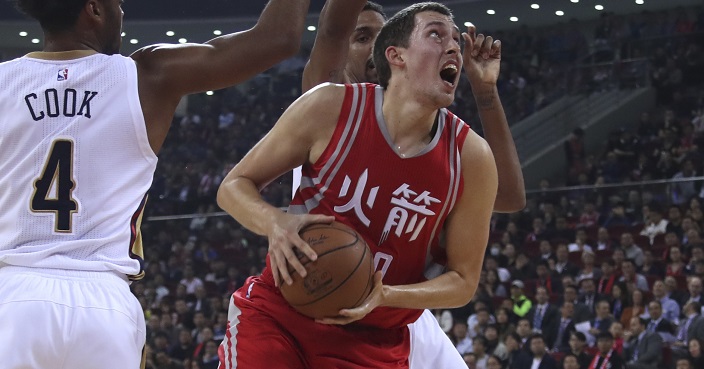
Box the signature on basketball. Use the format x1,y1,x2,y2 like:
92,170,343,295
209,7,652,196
305,233,329,247
303,270,333,295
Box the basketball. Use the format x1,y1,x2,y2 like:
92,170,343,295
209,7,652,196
280,221,374,319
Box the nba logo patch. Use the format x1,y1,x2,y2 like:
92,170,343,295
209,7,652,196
57,68,69,81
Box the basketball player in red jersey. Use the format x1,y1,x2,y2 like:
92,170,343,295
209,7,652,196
0,0,317,368
216,3,501,368
299,1,523,368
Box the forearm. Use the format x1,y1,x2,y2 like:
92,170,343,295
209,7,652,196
380,270,477,310
216,176,282,237
472,84,525,212
317,0,368,39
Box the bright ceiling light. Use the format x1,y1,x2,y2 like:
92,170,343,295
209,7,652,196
213,30,222,36
178,38,188,44
571,0,579,3
206,91,214,96
121,32,126,37
464,21,472,27
635,0,644,4
31,38,40,44
556,10,565,16
595,4,604,10
307,26,316,31
487,9,496,15
531,4,540,9
510,16,518,22
130,39,138,44
19,31,28,37
166,31,175,36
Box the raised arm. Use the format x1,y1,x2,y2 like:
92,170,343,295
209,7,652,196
133,0,311,152
301,0,371,92
216,84,344,286
463,24,526,213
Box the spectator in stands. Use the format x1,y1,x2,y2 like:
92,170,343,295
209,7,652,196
486,355,503,369
610,284,627,321
569,229,594,254
469,307,495,339
673,301,703,354
529,287,559,337
640,250,665,279
620,234,645,267
497,307,517,342
590,300,615,338
566,332,592,369
687,338,704,369
620,259,649,292
663,276,686,306
578,251,602,282
684,276,704,305
595,228,615,251
640,205,669,245
578,278,602,317
671,160,698,205
517,318,534,348
473,336,490,369
592,332,625,369
651,280,681,325
526,217,549,243
598,260,618,296
549,301,577,353
644,300,676,343
486,255,512,283
530,334,558,369
199,340,219,369
180,266,204,295
538,240,556,262
511,281,533,318
485,324,509,361
578,202,601,229
667,206,685,238
623,317,663,369
555,243,580,277
564,285,593,324
610,322,625,355
603,202,634,228
169,328,195,362
452,320,473,355
483,269,508,299
464,353,477,369
686,246,704,275
553,218,577,242
503,243,519,270
506,332,531,369
621,289,647,329
612,249,626,275
666,246,687,277
536,261,562,295
676,358,694,369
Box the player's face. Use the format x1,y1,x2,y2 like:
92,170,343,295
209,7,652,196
396,12,461,108
346,10,385,83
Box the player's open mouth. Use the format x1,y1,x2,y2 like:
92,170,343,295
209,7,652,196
440,63,458,86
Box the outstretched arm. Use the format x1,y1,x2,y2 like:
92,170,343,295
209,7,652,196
463,24,526,213
133,0,311,153
301,0,369,92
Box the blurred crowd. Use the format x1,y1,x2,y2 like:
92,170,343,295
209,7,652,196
128,7,704,369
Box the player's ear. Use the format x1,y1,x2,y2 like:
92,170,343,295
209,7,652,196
386,46,405,68
85,0,102,19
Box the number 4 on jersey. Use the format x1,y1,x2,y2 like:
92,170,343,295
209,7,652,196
30,139,78,233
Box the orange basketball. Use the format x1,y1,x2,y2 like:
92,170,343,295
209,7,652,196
280,221,374,319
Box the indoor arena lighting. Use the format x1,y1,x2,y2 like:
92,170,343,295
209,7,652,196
31,38,39,44
206,91,214,96
635,0,644,4
121,32,126,37
487,9,496,15
531,4,540,10
178,38,188,44
595,5,604,10
510,16,518,22
130,39,138,44
213,30,222,36
19,31,27,37
307,26,317,31
556,10,565,16
166,31,175,36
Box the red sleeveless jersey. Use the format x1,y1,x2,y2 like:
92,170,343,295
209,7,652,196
263,83,471,328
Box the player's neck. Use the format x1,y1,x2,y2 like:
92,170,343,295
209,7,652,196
382,85,438,135
41,32,102,54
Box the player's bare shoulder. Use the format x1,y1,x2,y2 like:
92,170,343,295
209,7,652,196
292,82,347,163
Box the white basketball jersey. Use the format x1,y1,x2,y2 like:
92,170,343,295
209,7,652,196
0,53,157,280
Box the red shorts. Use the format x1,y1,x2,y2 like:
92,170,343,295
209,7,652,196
218,276,410,369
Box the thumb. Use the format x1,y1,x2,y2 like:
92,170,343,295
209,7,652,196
305,214,336,225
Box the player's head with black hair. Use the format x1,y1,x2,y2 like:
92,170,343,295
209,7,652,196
14,0,124,54
14,0,89,33
372,2,454,89
363,2,387,20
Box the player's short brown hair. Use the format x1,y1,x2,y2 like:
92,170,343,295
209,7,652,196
14,0,88,32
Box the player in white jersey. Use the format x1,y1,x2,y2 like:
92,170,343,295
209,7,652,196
0,0,317,368
293,1,526,368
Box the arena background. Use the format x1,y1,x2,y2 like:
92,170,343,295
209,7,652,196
1,0,703,368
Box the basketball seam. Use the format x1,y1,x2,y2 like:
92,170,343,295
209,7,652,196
287,226,360,272
292,240,369,307
351,246,374,307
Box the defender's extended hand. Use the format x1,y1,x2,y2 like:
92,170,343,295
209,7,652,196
462,24,501,86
